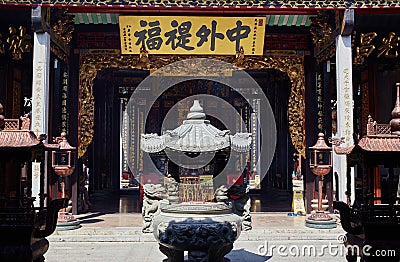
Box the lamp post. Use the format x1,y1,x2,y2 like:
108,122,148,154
51,132,80,230
306,133,336,228
52,132,76,178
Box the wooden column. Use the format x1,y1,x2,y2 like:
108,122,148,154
305,55,317,213
323,62,334,213
68,49,80,215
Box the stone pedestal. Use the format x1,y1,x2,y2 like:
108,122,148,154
56,212,81,231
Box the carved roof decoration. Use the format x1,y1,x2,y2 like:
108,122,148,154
335,120,400,153
0,116,49,149
333,145,355,155
0,130,42,148
358,137,400,152
141,100,252,153
2,0,400,9
0,110,40,148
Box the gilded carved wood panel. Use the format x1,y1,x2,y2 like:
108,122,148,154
78,53,306,158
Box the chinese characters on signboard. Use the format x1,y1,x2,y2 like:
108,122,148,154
61,70,69,134
342,68,352,146
32,63,45,136
316,73,324,131
119,16,266,55
354,31,400,64
121,103,129,173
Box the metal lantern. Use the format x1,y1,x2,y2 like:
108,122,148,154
307,133,334,222
51,132,76,177
309,133,332,177
50,132,80,229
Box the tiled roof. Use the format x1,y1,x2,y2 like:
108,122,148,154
334,137,400,154
74,13,119,25
141,100,251,153
0,130,41,148
358,136,400,152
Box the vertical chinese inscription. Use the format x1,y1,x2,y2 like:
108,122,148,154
121,100,129,173
61,70,69,134
342,68,352,146
121,24,133,53
316,73,324,131
361,82,369,135
32,63,45,136
129,103,136,176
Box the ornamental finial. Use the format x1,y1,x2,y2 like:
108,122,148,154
390,83,400,135
187,100,205,120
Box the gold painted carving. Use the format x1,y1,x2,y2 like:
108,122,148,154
50,44,67,62
79,53,306,158
309,12,333,50
6,26,32,60
52,9,75,45
0,34,5,54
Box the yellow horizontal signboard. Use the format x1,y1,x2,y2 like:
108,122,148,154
119,16,266,55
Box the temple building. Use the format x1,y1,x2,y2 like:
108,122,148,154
0,1,400,215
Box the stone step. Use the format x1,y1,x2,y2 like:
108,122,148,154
48,226,345,243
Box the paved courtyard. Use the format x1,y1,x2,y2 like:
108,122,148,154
45,213,347,262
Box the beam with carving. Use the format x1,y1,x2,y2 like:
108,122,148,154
78,53,306,159
2,0,400,9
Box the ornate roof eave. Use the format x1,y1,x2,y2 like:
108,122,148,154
333,145,355,155
141,100,252,153
141,133,166,153
0,130,42,148
230,133,252,153
141,133,252,153
4,1,400,12
334,137,400,154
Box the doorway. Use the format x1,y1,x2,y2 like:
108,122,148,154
87,68,294,213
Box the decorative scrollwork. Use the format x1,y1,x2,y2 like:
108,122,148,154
52,8,75,45
50,44,67,62
310,13,332,47
79,53,305,158
310,11,335,59
328,136,345,146
157,221,238,248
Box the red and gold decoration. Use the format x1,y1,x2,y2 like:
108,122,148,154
353,31,400,64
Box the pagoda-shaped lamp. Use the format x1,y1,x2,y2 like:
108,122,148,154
52,132,76,177
51,132,80,229
306,133,336,228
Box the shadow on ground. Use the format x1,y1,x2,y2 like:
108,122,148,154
226,248,271,261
